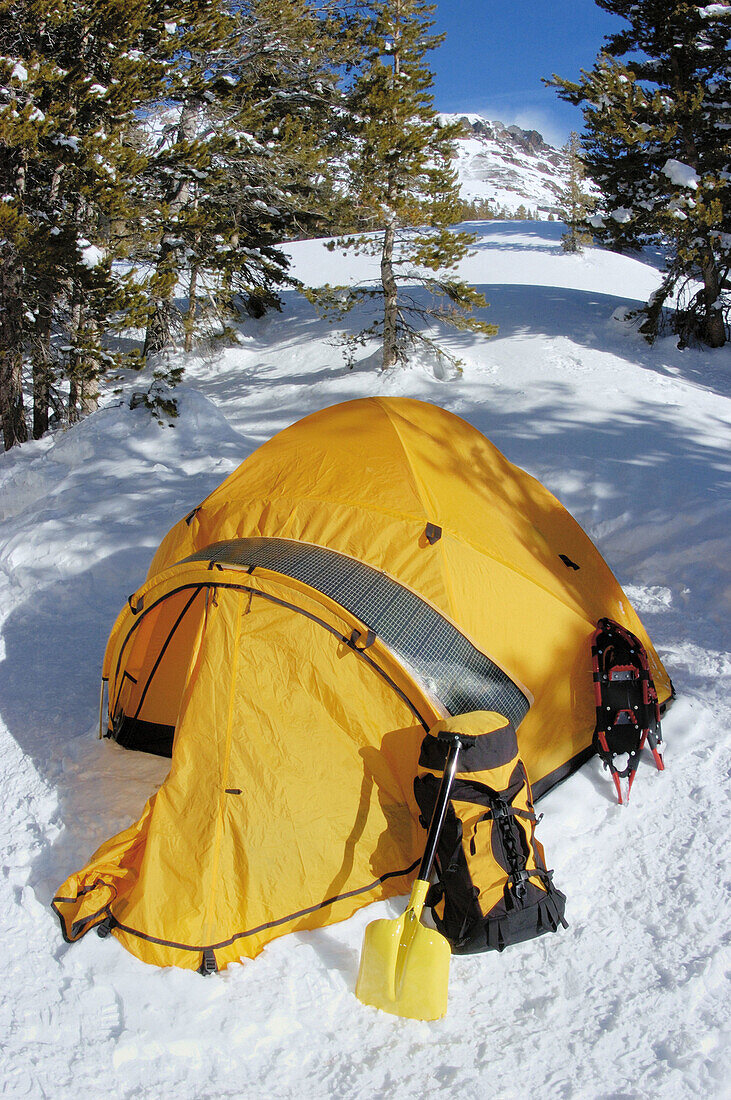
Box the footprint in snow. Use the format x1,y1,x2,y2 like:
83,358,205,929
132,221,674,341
75,985,123,1044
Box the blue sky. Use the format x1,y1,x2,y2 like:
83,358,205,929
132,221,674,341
430,0,627,147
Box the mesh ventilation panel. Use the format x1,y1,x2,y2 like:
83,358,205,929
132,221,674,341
181,537,530,727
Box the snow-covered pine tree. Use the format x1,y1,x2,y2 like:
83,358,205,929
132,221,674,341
550,0,730,347
180,0,346,350
141,0,344,358
558,132,595,253
222,0,349,242
317,0,496,370
0,32,31,449
0,0,59,446
140,1,236,358
0,0,182,444
33,0,168,427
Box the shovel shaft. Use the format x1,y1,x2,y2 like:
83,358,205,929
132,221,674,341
355,736,461,1019
417,737,462,883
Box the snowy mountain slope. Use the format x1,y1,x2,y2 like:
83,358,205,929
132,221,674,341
444,114,568,216
0,222,729,1098
139,106,568,219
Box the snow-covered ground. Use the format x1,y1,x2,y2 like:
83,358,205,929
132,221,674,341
1,222,729,1098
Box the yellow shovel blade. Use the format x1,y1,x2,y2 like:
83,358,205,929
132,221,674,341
355,880,451,1020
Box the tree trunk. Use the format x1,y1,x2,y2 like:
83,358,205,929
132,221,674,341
68,373,79,423
0,152,29,449
0,241,28,449
80,376,98,416
143,298,176,358
672,102,726,349
67,295,83,424
380,218,398,369
144,101,200,357
33,297,53,439
80,318,100,417
184,219,201,353
184,262,198,353
33,165,64,438
699,248,726,348
380,26,401,372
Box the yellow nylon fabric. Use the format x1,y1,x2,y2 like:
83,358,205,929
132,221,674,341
54,398,673,970
149,397,672,760
56,577,429,969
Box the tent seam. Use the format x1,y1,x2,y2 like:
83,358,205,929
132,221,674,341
376,398,462,623
203,592,244,944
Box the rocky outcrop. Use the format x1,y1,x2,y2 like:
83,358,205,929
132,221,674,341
443,114,569,218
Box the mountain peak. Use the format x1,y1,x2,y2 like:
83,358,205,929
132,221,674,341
440,113,568,219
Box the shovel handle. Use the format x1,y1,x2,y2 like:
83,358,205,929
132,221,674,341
418,736,462,884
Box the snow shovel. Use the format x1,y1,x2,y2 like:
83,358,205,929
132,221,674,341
355,734,463,1020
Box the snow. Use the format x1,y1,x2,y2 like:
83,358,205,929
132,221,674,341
1,221,730,1097
52,135,81,152
439,114,567,217
78,242,106,268
662,159,700,191
10,61,27,82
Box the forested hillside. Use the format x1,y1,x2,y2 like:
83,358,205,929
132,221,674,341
1,0,727,452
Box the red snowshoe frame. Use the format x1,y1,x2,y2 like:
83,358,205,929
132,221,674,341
591,618,665,804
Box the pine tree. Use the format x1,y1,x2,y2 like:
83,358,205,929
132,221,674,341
0,0,350,447
550,0,730,347
0,2,41,447
316,0,496,370
0,0,185,444
558,132,595,253
139,2,237,358
141,0,345,358
195,0,347,337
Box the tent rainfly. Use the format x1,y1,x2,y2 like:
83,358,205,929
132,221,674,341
53,397,673,973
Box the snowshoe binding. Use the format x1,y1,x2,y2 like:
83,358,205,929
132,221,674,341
591,618,664,804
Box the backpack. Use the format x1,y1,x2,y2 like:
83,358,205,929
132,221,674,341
413,711,568,953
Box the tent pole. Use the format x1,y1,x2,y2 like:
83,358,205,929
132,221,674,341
98,679,107,740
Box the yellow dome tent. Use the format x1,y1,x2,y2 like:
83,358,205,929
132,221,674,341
53,397,672,972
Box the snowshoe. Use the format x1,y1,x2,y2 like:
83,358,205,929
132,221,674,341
591,618,664,804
